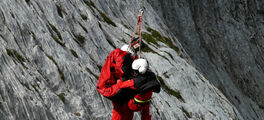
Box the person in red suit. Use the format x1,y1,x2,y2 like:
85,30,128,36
96,42,160,120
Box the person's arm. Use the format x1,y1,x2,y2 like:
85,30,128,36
97,49,136,97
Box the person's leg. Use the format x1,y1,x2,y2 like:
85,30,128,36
141,104,151,120
112,102,121,120
128,91,152,114
112,101,134,120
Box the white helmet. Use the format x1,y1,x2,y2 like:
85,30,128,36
132,59,148,74
121,44,135,55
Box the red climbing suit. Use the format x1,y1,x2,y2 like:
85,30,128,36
96,48,152,120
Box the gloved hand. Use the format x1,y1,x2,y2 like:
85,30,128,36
133,72,161,94
133,74,148,90
132,59,148,74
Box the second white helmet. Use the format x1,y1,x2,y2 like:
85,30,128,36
132,59,148,74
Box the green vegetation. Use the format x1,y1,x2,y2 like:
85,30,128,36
6,49,26,64
121,21,129,29
31,32,36,40
125,33,132,37
5,48,29,69
51,35,65,47
123,24,129,29
106,39,116,48
32,85,39,92
58,68,65,82
78,22,88,33
58,93,65,103
0,34,3,39
121,38,127,43
20,82,32,91
70,49,78,58
157,76,185,102
74,112,81,116
47,55,65,82
50,24,62,40
141,44,157,54
141,44,174,65
86,67,99,79
142,33,158,45
47,55,58,66
73,34,85,46
49,24,65,47
84,1,95,12
80,14,88,20
163,72,170,78
181,107,191,118
142,27,180,53
56,5,63,18
83,1,116,27
84,1,96,8
98,10,116,27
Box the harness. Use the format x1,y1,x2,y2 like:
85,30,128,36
134,97,151,104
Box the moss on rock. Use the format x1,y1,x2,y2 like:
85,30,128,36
157,76,185,102
58,93,65,103
142,27,180,53
70,49,78,58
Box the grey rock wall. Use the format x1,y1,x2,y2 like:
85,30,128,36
147,0,264,119
0,0,261,120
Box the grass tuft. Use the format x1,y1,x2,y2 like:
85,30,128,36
32,85,39,92
181,107,191,118
73,34,85,46
47,55,65,82
121,38,127,43
6,49,26,63
83,1,116,27
56,5,63,18
157,76,185,102
80,14,88,20
98,11,116,27
49,24,65,47
50,24,62,40
86,67,99,79
75,112,81,116
70,49,78,58
78,22,88,33
84,1,96,8
51,35,65,47
58,93,65,103
143,27,180,53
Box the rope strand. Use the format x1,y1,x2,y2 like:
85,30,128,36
129,10,143,58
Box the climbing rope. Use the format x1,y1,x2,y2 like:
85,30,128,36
129,9,144,58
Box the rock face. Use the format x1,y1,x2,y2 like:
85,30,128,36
147,0,264,119
0,0,262,120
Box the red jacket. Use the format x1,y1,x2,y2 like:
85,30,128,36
96,48,135,99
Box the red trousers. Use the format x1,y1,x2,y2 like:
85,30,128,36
111,91,152,120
